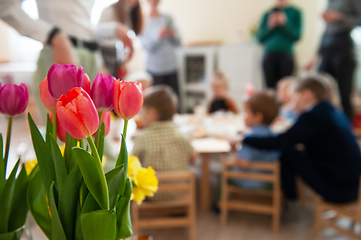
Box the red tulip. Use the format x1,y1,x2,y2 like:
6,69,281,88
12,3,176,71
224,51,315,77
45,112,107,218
49,113,66,142
39,77,57,113
113,80,143,120
91,73,115,112
57,87,99,140
47,64,84,99
82,73,91,96
0,83,28,117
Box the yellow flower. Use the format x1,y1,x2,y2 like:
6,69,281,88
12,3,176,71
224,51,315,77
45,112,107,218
25,159,38,175
127,155,142,180
131,167,158,205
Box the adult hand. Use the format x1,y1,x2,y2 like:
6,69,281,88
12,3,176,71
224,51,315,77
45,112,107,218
268,13,278,29
159,27,168,38
276,12,287,26
116,23,134,61
322,11,343,23
51,32,78,65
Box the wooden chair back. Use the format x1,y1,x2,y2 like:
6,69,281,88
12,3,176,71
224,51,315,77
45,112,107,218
220,158,281,234
314,177,361,239
131,171,196,240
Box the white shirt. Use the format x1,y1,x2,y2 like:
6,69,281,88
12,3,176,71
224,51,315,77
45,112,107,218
0,0,98,43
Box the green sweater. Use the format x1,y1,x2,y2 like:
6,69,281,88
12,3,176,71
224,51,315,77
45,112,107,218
257,6,302,54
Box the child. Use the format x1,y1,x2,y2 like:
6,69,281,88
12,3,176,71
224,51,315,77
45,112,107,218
127,71,153,91
233,93,280,189
208,71,238,114
243,77,361,204
132,85,196,200
276,76,298,122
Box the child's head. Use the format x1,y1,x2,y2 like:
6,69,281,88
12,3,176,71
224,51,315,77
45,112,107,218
292,77,328,114
276,77,297,104
318,72,341,108
127,71,153,91
212,71,229,99
141,85,178,127
244,93,279,127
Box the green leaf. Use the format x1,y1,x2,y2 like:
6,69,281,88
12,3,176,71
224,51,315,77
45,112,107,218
49,182,67,240
47,132,68,194
0,226,24,240
45,114,53,149
27,170,51,239
64,133,77,173
75,193,101,240
58,165,82,240
0,160,19,233
105,165,125,209
72,147,108,210
81,210,116,240
79,180,89,209
115,135,128,196
0,133,5,198
98,123,105,161
28,113,56,195
116,178,132,239
8,166,29,232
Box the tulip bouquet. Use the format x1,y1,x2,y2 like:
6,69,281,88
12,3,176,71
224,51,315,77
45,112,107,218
27,64,150,240
0,83,31,240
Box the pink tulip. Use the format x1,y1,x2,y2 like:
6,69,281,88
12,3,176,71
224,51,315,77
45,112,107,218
0,83,28,117
49,112,66,142
113,80,143,120
82,73,91,96
47,64,84,99
39,77,57,113
57,87,99,140
91,73,115,112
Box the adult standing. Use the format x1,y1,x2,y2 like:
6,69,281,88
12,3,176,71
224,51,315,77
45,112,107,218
257,0,302,89
306,0,361,121
140,0,181,101
0,0,133,124
98,0,143,77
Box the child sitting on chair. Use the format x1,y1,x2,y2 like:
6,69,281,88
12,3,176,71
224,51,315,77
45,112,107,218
132,85,196,201
276,76,298,123
233,92,280,189
208,71,238,114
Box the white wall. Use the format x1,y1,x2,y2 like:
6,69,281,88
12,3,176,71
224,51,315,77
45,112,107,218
157,0,327,65
0,21,10,63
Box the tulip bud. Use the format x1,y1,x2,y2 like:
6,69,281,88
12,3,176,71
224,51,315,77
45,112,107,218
93,111,111,137
49,112,66,142
91,73,115,112
57,87,99,140
0,83,28,117
47,64,84,99
82,73,91,96
113,80,143,120
39,77,57,113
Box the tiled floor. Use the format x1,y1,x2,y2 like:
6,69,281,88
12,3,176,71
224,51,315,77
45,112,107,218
0,114,355,240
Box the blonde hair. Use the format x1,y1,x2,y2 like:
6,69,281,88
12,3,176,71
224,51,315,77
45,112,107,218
212,71,229,91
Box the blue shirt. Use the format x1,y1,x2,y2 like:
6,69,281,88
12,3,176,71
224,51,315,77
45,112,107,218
234,125,280,189
280,107,298,123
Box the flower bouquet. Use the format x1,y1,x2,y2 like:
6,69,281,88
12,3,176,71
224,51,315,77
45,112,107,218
0,83,31,240
27,64,157,240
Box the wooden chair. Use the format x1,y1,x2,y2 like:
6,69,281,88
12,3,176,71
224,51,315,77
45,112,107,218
131,171,196,240
220,159,281,234
314,177,361,239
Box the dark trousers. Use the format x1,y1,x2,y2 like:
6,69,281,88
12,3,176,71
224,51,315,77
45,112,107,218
262,53,294,89
319,53,356,121
148,71,181,110
280,148,358,204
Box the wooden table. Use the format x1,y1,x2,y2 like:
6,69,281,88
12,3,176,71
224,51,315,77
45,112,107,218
191,138,231,212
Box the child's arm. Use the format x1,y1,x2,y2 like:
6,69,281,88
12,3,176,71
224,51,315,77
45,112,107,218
231,150,250,168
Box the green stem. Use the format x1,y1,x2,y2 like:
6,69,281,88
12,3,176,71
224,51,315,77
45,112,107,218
94,112,102,148
79,139,84,149
4,117,12,174
122,119,129,140
52,113,57,140
87,136,109,210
